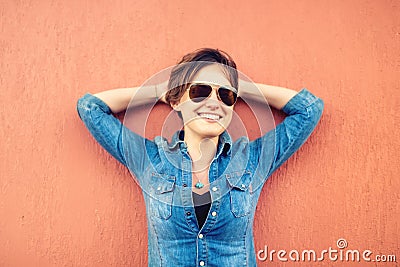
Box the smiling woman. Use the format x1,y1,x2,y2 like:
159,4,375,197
76,48,324,266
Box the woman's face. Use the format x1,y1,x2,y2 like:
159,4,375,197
172,64,235,140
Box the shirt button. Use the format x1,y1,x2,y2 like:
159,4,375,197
241,184,246,189
183,183,188,187
199,261,205,266
198,233,203,239
186,211,191,216
211,211,217,217
211,186,218,192
157,186,161,191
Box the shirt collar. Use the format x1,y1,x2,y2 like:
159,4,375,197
168,130,232,156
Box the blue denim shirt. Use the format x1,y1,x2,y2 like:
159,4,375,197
76,88,324,266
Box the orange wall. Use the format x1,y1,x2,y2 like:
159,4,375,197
1,1,399,266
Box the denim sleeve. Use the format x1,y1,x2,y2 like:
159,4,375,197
76,94,151,178
266,88,324,177
76,93,129,166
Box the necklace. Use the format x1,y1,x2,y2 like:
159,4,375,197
193,172,205,189
195,181,204,189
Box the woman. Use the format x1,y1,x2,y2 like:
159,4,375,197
77,48,324,266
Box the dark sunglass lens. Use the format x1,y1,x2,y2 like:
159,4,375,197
218,87,237,106
189,84,212,103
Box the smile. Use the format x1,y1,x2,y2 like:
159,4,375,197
198,113,222,121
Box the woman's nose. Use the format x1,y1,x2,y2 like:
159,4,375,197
209,88,221,101
204,89,220,108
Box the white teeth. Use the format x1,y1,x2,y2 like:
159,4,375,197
199,113,220,120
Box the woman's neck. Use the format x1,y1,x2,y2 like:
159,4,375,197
184,130,218,172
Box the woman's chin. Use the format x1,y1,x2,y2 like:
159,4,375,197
184,117,228,139
199,128,225,139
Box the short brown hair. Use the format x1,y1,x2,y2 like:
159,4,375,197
165,48,238,105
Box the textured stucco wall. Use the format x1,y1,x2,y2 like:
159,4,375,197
1,0,399,266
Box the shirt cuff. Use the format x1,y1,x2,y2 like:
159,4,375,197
281,88,320,115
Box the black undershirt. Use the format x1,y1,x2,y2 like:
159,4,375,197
192,191,211,229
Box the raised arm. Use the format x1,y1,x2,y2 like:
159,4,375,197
241,79,324,184
76,82,168,175
93,82,168,114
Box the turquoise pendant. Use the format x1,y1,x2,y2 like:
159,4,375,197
195,181,204,189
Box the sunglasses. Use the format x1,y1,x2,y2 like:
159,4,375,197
186,82,238,106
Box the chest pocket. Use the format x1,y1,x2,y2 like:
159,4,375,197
148,172,176,220
226,170,253,218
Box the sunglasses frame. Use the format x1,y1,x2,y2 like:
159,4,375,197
186,81,238,106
